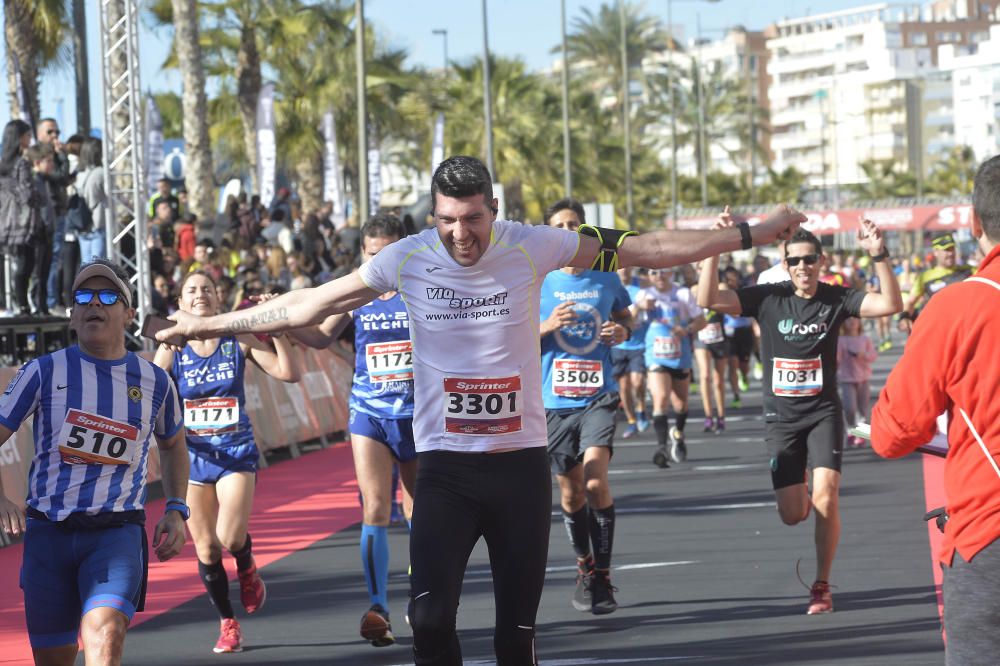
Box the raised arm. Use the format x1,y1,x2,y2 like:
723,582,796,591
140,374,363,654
242,333,301,382
856,218,903,318
287,312,353,350
569,205,804,270
158,272,380,344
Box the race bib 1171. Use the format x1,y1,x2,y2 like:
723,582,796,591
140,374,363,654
443,375,522,436
184,397,240,435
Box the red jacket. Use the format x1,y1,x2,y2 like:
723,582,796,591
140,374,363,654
872,242,1000,565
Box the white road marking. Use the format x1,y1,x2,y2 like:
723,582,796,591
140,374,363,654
390,657,706,665
693,463,765,471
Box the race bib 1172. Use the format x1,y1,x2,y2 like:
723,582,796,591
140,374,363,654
365,341,414,383
443,375,522,436
772,357,823,397
58,409,140,466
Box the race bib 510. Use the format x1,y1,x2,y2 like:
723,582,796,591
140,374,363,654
772,357,823,397
365,341,414,383
58,410,140,466
443,375,522,436
553,359,602,397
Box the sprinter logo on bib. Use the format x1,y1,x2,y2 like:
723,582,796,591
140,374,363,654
184,397,240,435
58,410,140,466
365,341,414,383
444,375,522,435
772,357,823,396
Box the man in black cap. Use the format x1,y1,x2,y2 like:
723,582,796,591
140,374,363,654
899,232,974,331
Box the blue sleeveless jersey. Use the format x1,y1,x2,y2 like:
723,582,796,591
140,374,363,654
540,270,631,410
172,337,255,448
641,285,699,370
350,293,415,419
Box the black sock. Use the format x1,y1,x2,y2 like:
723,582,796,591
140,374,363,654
653,413,669,448
198,559,235,619
675,411,688,433
589,504,616,571
231,533,254,572
562,506,592,560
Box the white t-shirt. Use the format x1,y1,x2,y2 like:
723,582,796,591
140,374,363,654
756,263,790,285
635,284,702,324
358,220,581,453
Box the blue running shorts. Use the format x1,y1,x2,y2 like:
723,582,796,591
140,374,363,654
188,441,260,485
349,410,417,463
21,518,145,648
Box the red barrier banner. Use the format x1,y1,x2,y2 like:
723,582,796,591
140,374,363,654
676,203,975,236
0,345,355,545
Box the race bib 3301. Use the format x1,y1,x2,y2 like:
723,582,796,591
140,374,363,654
443,375,522,436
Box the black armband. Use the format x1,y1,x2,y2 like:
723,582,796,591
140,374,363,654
578,224,638,272
736,221,753,250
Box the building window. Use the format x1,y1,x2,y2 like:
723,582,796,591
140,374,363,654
909,32,928,46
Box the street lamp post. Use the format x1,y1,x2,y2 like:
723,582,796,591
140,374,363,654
620,0,635,230
481,0,496,179
560,0,572,198
432,28,449,72
696,11,708,208
356,0,368,224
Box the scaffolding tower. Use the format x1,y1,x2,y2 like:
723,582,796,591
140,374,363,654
98,0,149,346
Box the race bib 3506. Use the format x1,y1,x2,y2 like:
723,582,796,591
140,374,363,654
443,375,522,436
552,359,602,397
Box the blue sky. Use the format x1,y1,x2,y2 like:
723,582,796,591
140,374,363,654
3,0,870,133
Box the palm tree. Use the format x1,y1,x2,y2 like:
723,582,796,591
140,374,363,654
757,166,806,205
850,159,917,200
170,0,215,221
4,0,69,124
925,146,977,196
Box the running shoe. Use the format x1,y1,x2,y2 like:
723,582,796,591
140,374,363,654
690,382,698,395
807,581,834,615
360,604,396,647
669,427,687,463
703,417,714,433
572,557,595,612
753,361,763,380
714,416,725,434
237,560,267,614
590,570,619,615
213,618,244,653
652,446,670,469
739,376,750,392
621,423,639,439
635,413,650,432
730,397,742,410
879,339,893,352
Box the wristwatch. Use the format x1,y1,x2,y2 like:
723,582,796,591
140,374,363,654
165,497,190,521
870,249,889,263
736,222,753,250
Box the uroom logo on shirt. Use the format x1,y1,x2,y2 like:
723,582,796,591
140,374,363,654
778,318,828,337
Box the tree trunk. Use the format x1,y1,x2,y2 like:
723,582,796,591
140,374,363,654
236,23,261,195
4,0,40,125
295,152,324,215
72,0,90,133
171,0,215,222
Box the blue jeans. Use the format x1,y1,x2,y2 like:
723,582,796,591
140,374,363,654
78,229,107,262
46,216,65,308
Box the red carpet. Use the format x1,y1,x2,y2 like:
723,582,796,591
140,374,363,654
0,441,358,665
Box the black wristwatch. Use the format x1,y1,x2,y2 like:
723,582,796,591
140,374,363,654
870,249,889,263
736,222,753,250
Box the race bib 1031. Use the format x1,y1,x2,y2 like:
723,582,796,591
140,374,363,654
443,375,522,436
772,357,823,397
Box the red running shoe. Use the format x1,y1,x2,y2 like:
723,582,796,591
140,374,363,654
213,618,244,653
807,581,834,615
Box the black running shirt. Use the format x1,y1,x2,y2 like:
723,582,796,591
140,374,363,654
737,282,866,422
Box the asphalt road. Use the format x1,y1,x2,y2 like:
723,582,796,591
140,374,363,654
122,342,944,666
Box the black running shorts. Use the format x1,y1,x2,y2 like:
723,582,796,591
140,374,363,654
611,348,645,378
765,407,844,490
545,391,619,475
728,327,754,362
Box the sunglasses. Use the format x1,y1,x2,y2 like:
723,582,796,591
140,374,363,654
74,288,124,306
786,254,819,267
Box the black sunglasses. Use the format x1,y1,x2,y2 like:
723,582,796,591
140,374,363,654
74,288,124,306
786,254,819,268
